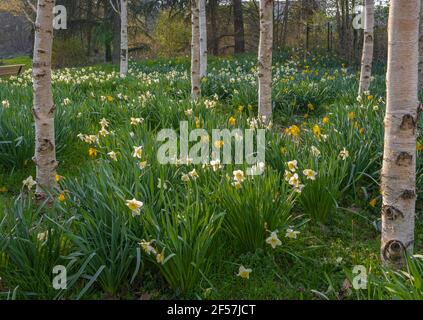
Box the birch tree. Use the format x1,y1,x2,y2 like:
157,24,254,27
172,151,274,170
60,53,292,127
418,0,423,90
32,0,57,198
258,0,273,121
381,0,420,267
110,0,129,77
191,0,201,100
199,0,207,78
358,0,374,94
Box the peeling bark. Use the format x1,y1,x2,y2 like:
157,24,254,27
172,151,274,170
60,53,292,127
358,0,374,94
381,0,420,268
191,0,201,101
32,0,57,198
199,0,207,78
258,0,273,121
120,0,128,77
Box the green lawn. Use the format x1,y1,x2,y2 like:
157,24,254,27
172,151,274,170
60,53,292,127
0,51,422,300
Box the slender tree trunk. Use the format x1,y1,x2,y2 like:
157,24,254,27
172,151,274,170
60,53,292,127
258,0,273,121
191,0,201,100
199,0,208,78
120,0,128,77
381,0,420,268
358,0,374,94
209,0,219,55
112,8,120,64
281,0,290,48
418,0,423,90
233,0,245,54
32,0,57,198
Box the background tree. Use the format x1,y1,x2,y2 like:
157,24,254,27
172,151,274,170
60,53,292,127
258,0,273,120
191,0,201,100
358,0,374,94
110,0,129,77
381,0,420,267
199,0,207,77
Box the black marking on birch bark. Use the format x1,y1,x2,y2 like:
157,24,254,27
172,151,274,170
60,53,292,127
382,240,405,262
32,156,37,165
38,139,54,152
399,114,416,132
37,49,47,54
401,189,416,200
396,152,412,166
382,205,404,220
34,71,47,79
48,105,56,115
32,108,40,120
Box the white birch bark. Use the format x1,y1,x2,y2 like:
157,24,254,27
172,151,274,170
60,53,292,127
199,0,207,78
120,0,128,77
358,0,374,94
191,0,201,101
418,0,423,90
381,0,420,267
258,0,273,121
32,0,57,198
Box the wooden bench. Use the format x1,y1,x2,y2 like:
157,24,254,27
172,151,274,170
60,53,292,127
0,64,25,77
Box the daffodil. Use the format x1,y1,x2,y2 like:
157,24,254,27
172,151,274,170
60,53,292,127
2,100,10,108
107,151,118,161
237,265,252,279
37,231,49,242
22,176,36,190
88,148,97,157
311,146,321,157
126,198,144,216
369,198,378,208
287,160,298,172
156,249,165,264
99,118,109,127
312,125,321,138
139,161,147,169
130,117,144,126
228,116,236,125
233,170,245,183
214,140,224,149
58,192,65,202
139,240,156,255
132,146,143,158
285,228,300,239
288,173,300,187
303,169,317,180
181,173,190,182
266,232,282,249
339,148,349,160
189,169,199,180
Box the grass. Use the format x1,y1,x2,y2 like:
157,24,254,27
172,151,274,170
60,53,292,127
0,56,32,69
0,50,422,300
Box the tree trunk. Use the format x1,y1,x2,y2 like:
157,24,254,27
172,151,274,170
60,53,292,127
358,0,374,94
418,0,423,90
112,8,120,64
209,0,219,55
258,0,273,120
32,0,58,198
191,0,201,100
233,0,245,54
120,0,128,77
281,0,290,48
381,0,420,268
199,0,208,78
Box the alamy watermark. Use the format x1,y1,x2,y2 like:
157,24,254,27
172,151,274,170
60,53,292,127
156,121,266,176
